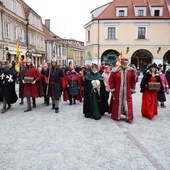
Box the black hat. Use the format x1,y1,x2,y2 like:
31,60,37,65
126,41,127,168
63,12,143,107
158,63,162,68
147,63,158,70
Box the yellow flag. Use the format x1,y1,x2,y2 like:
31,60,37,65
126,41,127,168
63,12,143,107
115,52,122,66
15,40,21,73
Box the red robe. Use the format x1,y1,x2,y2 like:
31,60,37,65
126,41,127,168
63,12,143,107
23,66,41,97
109,66,136,121
141,76,158,118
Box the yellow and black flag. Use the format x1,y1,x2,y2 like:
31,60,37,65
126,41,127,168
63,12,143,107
15,39,21,73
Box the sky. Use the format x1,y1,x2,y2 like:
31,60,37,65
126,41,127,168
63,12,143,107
25,0,111,42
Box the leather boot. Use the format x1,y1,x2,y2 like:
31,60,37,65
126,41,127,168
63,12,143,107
55,107,59,113
32,98,36,108
52,104,55,109
46,97,49,106
24,104,32,112
7,103,11,110
1,106,6,114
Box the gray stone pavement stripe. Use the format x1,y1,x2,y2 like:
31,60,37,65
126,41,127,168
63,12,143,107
115,121,166,170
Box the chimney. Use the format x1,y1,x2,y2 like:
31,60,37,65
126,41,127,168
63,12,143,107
45,19,50,30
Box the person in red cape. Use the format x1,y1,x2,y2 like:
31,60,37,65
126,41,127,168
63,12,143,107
109,58,136,123
63,66,82,104
22,57,41,112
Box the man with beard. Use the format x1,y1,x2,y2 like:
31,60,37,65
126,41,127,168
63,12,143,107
83,64,108,120
46,58,64,113
0,60,18,113
22,57,41,112
109,58,136,123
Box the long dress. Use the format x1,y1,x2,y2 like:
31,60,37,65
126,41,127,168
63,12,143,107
108,66,136,121
140,73,163,118
83,71,108,120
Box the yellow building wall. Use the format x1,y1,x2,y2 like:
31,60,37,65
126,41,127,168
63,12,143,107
85,20,170,61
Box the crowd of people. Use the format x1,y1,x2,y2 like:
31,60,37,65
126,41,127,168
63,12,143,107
0,57,170,123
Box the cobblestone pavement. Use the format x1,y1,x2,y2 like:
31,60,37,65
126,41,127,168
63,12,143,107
0,78,170,170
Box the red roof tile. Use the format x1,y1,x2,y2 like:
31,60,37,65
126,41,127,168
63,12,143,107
148,0,164,7
133,0,147,7
93,0,170,20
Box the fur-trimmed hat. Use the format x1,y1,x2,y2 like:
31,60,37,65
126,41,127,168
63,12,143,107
120,57,129,64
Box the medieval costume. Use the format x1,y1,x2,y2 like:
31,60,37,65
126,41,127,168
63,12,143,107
83,64,108,120
46,58,64,113
64,66,82,105
109,58,136,123
102,65,111,103
19,59,27,105
0,60,18,113
41,63,50,106
22,57,41,112
140,63,164,119
157,64,169,108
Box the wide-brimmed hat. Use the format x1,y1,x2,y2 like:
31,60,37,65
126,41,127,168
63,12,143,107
147,63,158,70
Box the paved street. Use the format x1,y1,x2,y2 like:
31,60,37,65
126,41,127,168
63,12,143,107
0,77,170,170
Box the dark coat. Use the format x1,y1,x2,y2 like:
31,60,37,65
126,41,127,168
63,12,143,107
140,72,164,93
19,66,27,98
83,71,109,120
0,67,18,104
165,69,170,87
47,66,64,99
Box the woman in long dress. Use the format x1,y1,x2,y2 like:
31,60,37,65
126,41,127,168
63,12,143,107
140,63,163,119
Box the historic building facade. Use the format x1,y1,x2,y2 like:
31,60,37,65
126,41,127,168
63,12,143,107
44,20,85,66
0,0,46,66
84,0,170,70
0,0,27,62
0,0,85,67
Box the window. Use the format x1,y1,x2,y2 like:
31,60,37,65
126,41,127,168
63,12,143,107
154,10,160,16
107,27,116,39
138,10,144,16
19,29,24,42
138,27,146,39
37,37,39,47
87,30,90,41
11,0,15,12
4,22,10,38
13,26,17,40
119,10,124,16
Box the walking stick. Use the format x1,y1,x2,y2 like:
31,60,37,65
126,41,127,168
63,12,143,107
46,67,51,96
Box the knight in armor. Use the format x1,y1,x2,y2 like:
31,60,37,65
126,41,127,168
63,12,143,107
0,60,18,113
